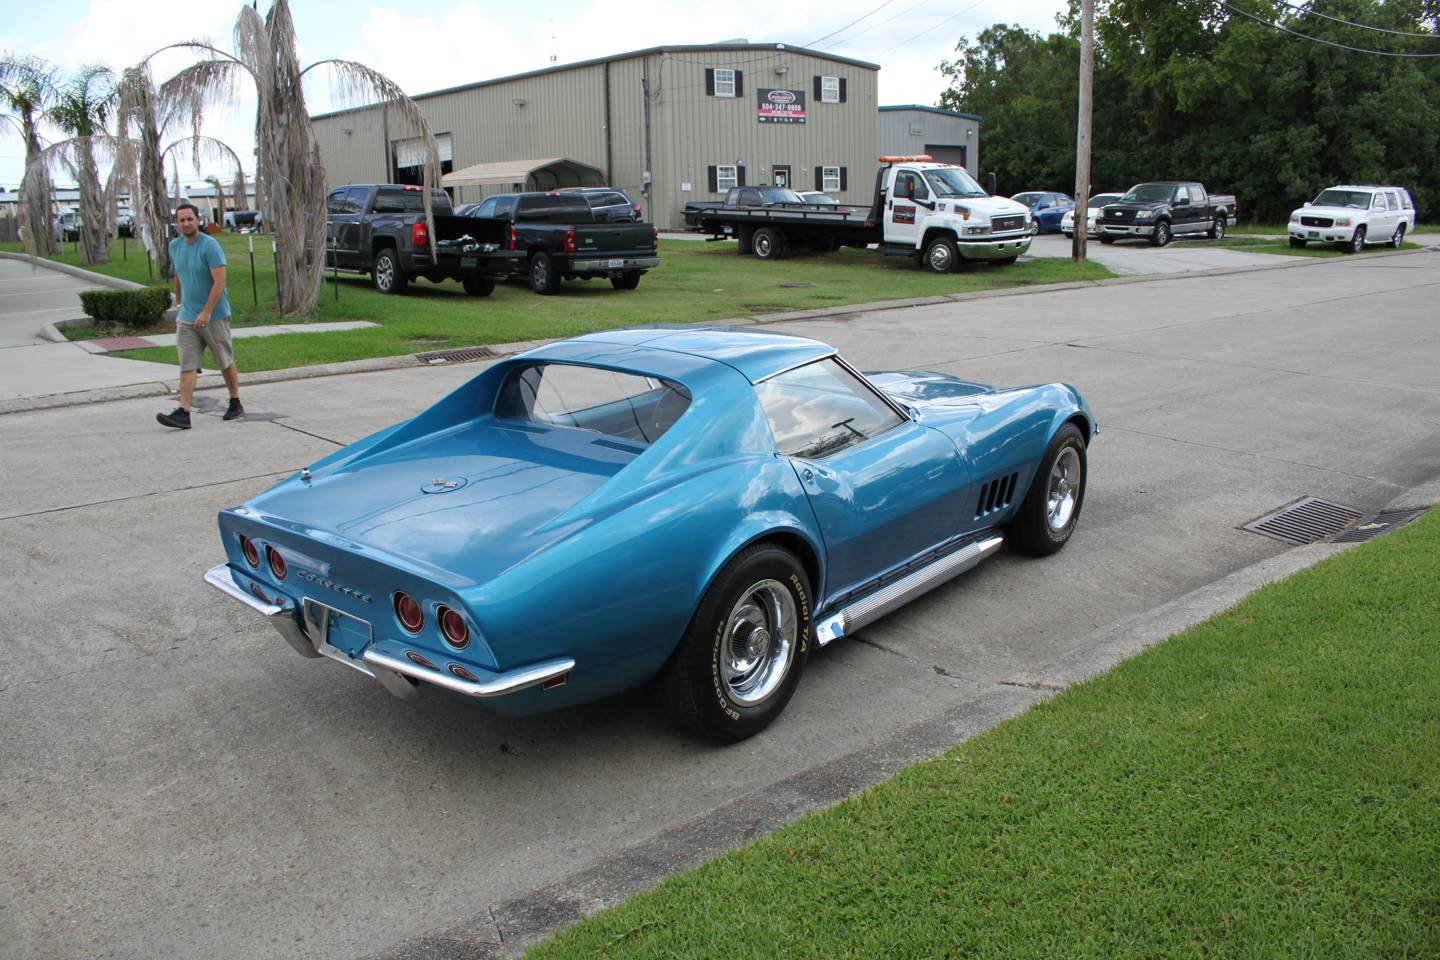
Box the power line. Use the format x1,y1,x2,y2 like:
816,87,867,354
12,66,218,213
805,0,901,49
1278,1,1440,39
1218,0,1440,56
878,0,989,55
819,0,932,50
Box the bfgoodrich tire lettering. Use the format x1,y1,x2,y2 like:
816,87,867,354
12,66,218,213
660,544,811,742
1005,423,1087,557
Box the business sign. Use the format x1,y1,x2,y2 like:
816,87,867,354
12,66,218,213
757,88,806,124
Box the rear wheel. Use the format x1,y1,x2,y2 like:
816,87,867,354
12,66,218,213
610,272,641,290
1151,220,1171,247
922,236,958,273
1005,423,1087,557
752,227,788,260
371,248,407,294
529,252,561,294
1391,223,1406,249
660,544,811,742
1208,216,1226,240
462,277,495,297
1289,237,1306,249
1346,226,1366,254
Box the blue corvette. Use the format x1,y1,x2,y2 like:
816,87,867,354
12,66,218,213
206,329,1095,741
1011,191,1075,234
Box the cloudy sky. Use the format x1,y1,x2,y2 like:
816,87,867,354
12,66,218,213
2,0,1067,190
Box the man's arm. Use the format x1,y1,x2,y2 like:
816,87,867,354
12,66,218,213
195,265,227,328
172,272,182,311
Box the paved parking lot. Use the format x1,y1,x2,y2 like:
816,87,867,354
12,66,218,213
2,247,1437,959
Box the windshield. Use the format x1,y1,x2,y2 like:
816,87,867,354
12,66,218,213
1312,189,1371,210
1121,184,1177,203
758,186,806,204
1089,194,1122,207
925,167,988,198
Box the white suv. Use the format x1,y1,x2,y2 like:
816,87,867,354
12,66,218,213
1288,185,1416,252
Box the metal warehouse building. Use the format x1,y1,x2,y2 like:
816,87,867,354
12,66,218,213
310,42,889,230
878,105,981,177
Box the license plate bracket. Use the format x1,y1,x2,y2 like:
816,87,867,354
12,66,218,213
302,598,373,660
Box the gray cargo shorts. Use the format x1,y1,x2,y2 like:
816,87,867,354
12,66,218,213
176,317,235,373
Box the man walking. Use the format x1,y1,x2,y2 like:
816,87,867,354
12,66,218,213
156,203,243,429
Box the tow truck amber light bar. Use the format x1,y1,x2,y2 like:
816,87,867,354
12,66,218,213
877,155,934,163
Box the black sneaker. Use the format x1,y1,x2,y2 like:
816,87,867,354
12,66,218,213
156,407,191,430
223,398,245,421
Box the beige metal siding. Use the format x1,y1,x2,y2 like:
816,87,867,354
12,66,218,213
879,109,980,177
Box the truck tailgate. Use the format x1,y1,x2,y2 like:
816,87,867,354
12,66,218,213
572,223,656,255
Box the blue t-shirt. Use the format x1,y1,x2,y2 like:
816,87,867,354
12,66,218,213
169,233,231,323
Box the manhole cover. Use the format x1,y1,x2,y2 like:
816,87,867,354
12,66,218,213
417,346,497,365
1242,496,1363,545
1331,507,1430,543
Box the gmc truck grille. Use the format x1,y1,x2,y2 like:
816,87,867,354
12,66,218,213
1300,216,1333,228
991,215,1024,232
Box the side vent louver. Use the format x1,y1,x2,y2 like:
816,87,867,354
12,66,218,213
975,472,1020,520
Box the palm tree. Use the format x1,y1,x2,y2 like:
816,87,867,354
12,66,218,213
204,174,226,228
0,54,59,256
115,64,175,278
46,64,115,264
155,0,439,316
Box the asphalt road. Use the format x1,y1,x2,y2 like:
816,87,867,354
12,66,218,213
3,247,1438,959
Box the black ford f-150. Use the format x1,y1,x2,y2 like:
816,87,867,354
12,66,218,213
1097,181,1237,246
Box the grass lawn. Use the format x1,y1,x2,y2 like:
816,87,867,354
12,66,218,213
1205,236,1425,257
2,234,1112,372
527,507,1440,959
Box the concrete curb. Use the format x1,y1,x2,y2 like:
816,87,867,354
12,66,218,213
2,243,1432,417
0,251,152,342
369,478,1436,959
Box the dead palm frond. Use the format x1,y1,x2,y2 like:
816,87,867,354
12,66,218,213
47,64,116,263
2,54,60,256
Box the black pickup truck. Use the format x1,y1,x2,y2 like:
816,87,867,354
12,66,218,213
469,193,660,294
682,186,823,230
1097,181,1238,246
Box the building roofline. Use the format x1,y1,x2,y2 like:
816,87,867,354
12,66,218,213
312,42,881,122
880,104,982,122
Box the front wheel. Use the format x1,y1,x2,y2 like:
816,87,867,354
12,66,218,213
610,272,641,290
1208,216,1226,240
922,236,958,273
993,255,1018,266
371,248,408,294
1346,226,1366,253
462,277,495,297
529,251,561,294
1005,423,1087,557
1289,237,1306,249
1151,220,1171,247
1391,224,1406,249
1099,237,1116,245
659,544,812,742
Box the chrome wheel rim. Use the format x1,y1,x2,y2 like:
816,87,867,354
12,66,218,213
1352,230,1364,252
1392,226,1404,248
720,579,797,707
1046,447,1082,532
927,243,953,272
1157,223,1169,244
754,233,773,257
376,258,393,289
1214,219,1225,240
533,258,549,286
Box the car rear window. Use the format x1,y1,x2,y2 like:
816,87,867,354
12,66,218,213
513,196,594,223
372,188,453,214
495,363,691,445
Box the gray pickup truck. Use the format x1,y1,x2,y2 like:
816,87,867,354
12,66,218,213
1097,181,1238,246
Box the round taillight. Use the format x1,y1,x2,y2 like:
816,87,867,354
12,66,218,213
264,545,287,581
240,535,260,568
394,592,423,634
438,606,469,648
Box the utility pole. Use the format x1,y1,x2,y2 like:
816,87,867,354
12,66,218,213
1072,0,1094,262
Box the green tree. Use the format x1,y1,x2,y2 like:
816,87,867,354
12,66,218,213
0,54,59,256
46,64,116,264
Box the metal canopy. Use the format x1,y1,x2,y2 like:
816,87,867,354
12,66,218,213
441,158,605,189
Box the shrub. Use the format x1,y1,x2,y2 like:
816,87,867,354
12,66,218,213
77,287,172,330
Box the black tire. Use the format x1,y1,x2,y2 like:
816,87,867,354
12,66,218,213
1208,216,1226,240
993,256,1019,266
922,235,958,273
1346,226,1366,254
1151,220,1171,247
752,227,788,260
529,251,561,294
736,225,754,256
659,543,812,742
371,248,407,294
1391,223,1406,249
1099,237,1116,245
610,272,641,290
462,277,495,297
1005,423,1087,557
1289,237,1306,249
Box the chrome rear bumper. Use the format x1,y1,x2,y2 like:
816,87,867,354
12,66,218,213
205,564,573,700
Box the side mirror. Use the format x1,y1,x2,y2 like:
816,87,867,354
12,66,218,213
986,172,997,195
1037,202,1050,211
1174,197,1190,207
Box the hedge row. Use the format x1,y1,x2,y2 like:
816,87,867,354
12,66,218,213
78,287,172,329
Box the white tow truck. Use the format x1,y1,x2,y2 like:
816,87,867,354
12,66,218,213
693,156,1034,271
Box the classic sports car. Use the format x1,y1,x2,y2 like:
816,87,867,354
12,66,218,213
206,329,1095,741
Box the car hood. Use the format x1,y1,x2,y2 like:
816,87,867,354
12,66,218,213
246,421,643,584
1104,199,1167,213
950,196,1029,218
868,370,1039,433
1293,204,1368,219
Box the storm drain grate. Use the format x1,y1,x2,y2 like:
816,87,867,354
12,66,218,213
1242,496,1363,545
417,346,498,365
1331,507,1430,543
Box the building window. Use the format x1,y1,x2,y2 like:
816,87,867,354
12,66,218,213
716,165,739,191
713,68,736,97
820,76,840,103
822,166,841,192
